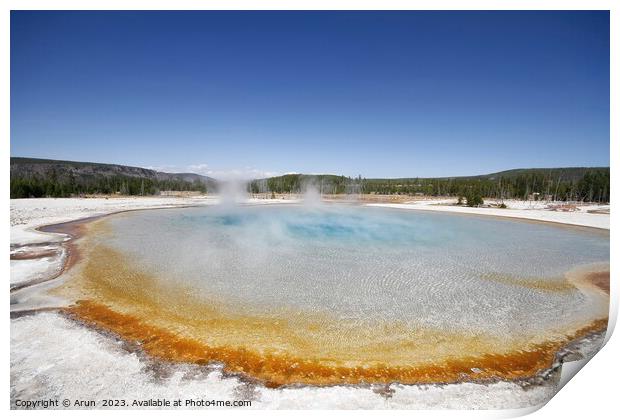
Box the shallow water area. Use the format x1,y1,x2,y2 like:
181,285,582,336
55,204,609,386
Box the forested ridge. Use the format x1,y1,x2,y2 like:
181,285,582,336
10,157,214,198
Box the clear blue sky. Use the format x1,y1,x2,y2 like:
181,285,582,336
11,11,609,178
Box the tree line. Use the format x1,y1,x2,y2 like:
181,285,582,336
10,174,207,198
249,168,610,202
11,166,609,203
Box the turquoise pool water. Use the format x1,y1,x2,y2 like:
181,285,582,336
99,204,609,336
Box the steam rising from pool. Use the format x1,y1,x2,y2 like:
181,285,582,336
215,179,250,206
214,176,339,206
301,185,323,206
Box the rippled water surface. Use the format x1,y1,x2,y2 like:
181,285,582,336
99,205,609,335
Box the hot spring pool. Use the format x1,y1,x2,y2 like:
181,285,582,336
58,204,610,386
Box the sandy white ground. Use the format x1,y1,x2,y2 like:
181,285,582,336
366,199,610,230
11,311,554,410
9,196,609,410
10,255,64,288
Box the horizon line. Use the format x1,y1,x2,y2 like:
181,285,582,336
10,156,610,181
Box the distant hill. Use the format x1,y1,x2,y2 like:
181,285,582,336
251,167,610,202
361,167,609,183
458,167,607,183
10,157,216,198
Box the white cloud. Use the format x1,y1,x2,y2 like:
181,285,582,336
147,163,281,180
